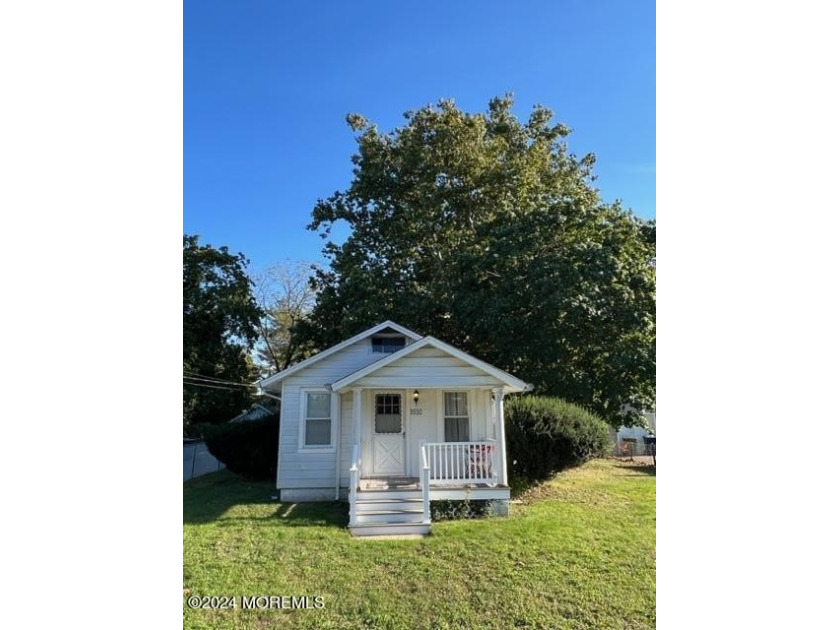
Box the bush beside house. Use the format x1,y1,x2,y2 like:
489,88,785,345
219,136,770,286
200,417,279,480
506,396,612,484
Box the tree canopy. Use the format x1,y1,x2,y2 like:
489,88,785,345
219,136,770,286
183,234,262,426
296,95,655,427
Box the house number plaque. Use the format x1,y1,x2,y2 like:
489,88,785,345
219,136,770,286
410,408,423,415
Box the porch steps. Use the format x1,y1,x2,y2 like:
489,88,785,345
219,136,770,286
350,488,430,537
356,489,420,501
355,499,424,513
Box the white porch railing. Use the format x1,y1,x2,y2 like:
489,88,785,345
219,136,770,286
421,441,499,486
420,443,431,523
349,444,360,526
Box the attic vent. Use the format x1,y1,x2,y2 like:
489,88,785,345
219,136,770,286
371,335,405,354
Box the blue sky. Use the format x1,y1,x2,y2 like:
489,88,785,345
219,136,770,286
184,0,655,273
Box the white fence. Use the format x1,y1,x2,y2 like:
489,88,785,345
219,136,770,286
183,440,225,481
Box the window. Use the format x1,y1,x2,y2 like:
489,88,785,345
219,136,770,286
371,335,405,354
303,391,331,446
375,393,402,433
444,392,470,442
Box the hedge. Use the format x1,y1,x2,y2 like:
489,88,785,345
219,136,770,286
430,499,493,521
200,416,279,480
506,396,612,482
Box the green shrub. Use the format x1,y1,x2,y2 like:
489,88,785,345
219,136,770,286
506,396,611,483
430,499,492,521
199,417,279,480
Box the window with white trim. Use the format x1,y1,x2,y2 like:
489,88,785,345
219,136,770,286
303,391,332,446
444,392,470,442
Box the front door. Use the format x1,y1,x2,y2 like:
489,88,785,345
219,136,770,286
372,392,405,475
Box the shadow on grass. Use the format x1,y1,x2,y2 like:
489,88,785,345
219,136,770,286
610,457,657,476
184,469,349,528
509,457,657,498
623,465,657,477
184,470,275,524
270,501,348,528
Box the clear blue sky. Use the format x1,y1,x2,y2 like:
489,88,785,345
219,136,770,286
185,0,655,273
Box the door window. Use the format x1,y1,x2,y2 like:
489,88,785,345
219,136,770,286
375,394,402,434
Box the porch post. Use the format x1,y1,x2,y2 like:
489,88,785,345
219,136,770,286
352,388,362,469
493,387,508,486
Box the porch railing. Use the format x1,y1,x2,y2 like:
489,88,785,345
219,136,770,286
420,443,431,523
349,444,360,526
421,440,499,486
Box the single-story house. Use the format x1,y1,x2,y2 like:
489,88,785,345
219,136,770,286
257,321,531,537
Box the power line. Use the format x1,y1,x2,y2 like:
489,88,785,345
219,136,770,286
183,370,244,384
183,378,253,390
183,373,255,388
183,380,232,391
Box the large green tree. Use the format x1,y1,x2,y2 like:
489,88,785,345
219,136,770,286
183,235,262,427
298,96,655,428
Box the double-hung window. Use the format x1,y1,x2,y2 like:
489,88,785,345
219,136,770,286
302,390,332,448
444,392,470,442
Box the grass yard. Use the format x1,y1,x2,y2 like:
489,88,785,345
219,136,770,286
183,458,656,630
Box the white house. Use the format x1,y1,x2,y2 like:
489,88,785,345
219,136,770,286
257,321,531,537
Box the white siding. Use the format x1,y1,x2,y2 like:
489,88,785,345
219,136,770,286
277,336,416,490
352,346,505,389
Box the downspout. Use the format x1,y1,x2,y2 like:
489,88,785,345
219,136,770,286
334,447,341,501
255,385,285,494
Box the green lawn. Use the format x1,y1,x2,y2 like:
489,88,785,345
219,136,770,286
184,458,655,630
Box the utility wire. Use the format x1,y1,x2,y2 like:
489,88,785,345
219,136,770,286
183,371,248,385
183,373,256,388
182,381,233,391
183,378,254,389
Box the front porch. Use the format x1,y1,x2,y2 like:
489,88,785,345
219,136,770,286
361,479,511,504
348,439,512,537
359,468,511,501
328,337,527,536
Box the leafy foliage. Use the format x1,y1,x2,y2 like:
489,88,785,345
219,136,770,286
430,499,493,521
183,235,263,426
200,417,279,480
506,396,612,483
298,95,655,427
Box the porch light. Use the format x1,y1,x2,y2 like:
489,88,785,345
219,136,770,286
413,390,420,405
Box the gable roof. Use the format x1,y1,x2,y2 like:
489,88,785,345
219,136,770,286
256,320,423,391
230,404,275,423
328,335,532,393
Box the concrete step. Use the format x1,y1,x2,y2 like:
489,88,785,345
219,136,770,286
355,498,424,513
355,509,426,524
349,522,431,537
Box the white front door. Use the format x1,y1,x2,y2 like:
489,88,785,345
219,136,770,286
372,392,405,475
